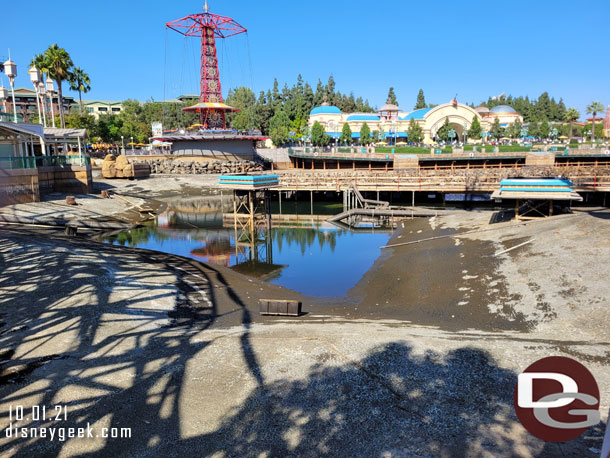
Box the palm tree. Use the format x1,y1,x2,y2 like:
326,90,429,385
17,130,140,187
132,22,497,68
586,101,604,142
564,108,580,140
68,67,91,111
30,53,49,76
43,44,73,128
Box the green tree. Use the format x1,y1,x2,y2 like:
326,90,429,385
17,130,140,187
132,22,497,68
508,119,523,139
386,87,398,105
64,111,96,135
339,122,352,145
556,98,567,121
360,122,372,146
269,110,290,146
414,89,427,109
539,119,551,139
586,101,604,142
436,118,451,142
407,119,423,144
68,67,90,111
564,108,580,140
584,122,604,140
467,116,482,139
527,121,538,138
490,117,504,140
311,121,330,146
226,87,258,130
289,115,308,143
326,75,336,100
43,44,74,128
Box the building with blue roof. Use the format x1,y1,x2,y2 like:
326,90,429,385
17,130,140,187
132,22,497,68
310,105,342,116
308,99,523,144
399,108,432,121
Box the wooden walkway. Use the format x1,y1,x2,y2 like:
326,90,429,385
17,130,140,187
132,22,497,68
327,207,440,224
273,170,610,193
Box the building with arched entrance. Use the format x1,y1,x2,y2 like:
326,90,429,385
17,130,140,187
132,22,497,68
308,99,524,144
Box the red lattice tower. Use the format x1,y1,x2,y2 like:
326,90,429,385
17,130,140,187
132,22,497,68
166,1,246,129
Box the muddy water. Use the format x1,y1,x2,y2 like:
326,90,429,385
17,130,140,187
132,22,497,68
103,195,531,332
338,217,533,332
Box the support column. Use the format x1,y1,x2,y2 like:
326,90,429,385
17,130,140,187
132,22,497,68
248,191,255,240
310,191,313,215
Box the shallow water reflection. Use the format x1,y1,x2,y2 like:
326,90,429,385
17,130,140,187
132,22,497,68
103,208,393,297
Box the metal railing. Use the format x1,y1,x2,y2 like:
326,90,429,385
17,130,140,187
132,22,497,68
36,155,92,167
0,156,38,169
0,154,91,170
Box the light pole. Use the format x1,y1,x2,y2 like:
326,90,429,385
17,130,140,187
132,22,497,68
121,135,125,153
0,86,8,118
28,66,42,125
46,77,56,128
3,57,18,123
38,82,48,127
463,122,468,145
130,136,134,154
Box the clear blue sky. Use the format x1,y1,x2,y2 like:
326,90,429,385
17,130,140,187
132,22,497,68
1,0,608,119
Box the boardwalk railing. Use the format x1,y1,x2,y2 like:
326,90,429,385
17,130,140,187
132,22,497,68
274,170,610,193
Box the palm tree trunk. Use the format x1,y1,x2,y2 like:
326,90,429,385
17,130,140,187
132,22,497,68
591,112,596,142
79,91,83,112
57,79,65,128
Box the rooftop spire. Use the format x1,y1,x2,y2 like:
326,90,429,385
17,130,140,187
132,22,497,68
204,0,209,12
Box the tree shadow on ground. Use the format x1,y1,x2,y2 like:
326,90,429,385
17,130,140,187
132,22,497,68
0,228,602,457
167,342,600,457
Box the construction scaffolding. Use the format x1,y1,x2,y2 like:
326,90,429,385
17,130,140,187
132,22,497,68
218,174,279,266
232,189,272,265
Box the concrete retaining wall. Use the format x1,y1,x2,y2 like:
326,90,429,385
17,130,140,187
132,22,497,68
0,165,92,207
38,166,93,194
0,168,40,206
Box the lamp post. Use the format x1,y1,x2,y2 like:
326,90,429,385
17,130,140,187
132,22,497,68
3,58,18,123
38,82,47,127
121,135,125,153
46,77,56,128
0,86,8,118
130,136,134,154
28,66,42,125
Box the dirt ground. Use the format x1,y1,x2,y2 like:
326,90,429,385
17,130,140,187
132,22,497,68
0,175,608,457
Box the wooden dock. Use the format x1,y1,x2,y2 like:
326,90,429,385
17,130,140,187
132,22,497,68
271,170,610,193
327,207,440,224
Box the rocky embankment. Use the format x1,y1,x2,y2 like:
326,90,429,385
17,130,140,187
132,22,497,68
130,159,264,175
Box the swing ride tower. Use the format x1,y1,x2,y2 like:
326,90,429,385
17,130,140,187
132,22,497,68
165,1,246,129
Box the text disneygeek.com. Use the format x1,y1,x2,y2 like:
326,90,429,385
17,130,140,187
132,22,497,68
4,405,131,441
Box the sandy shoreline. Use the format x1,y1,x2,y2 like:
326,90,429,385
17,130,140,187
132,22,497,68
0,175,608,456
